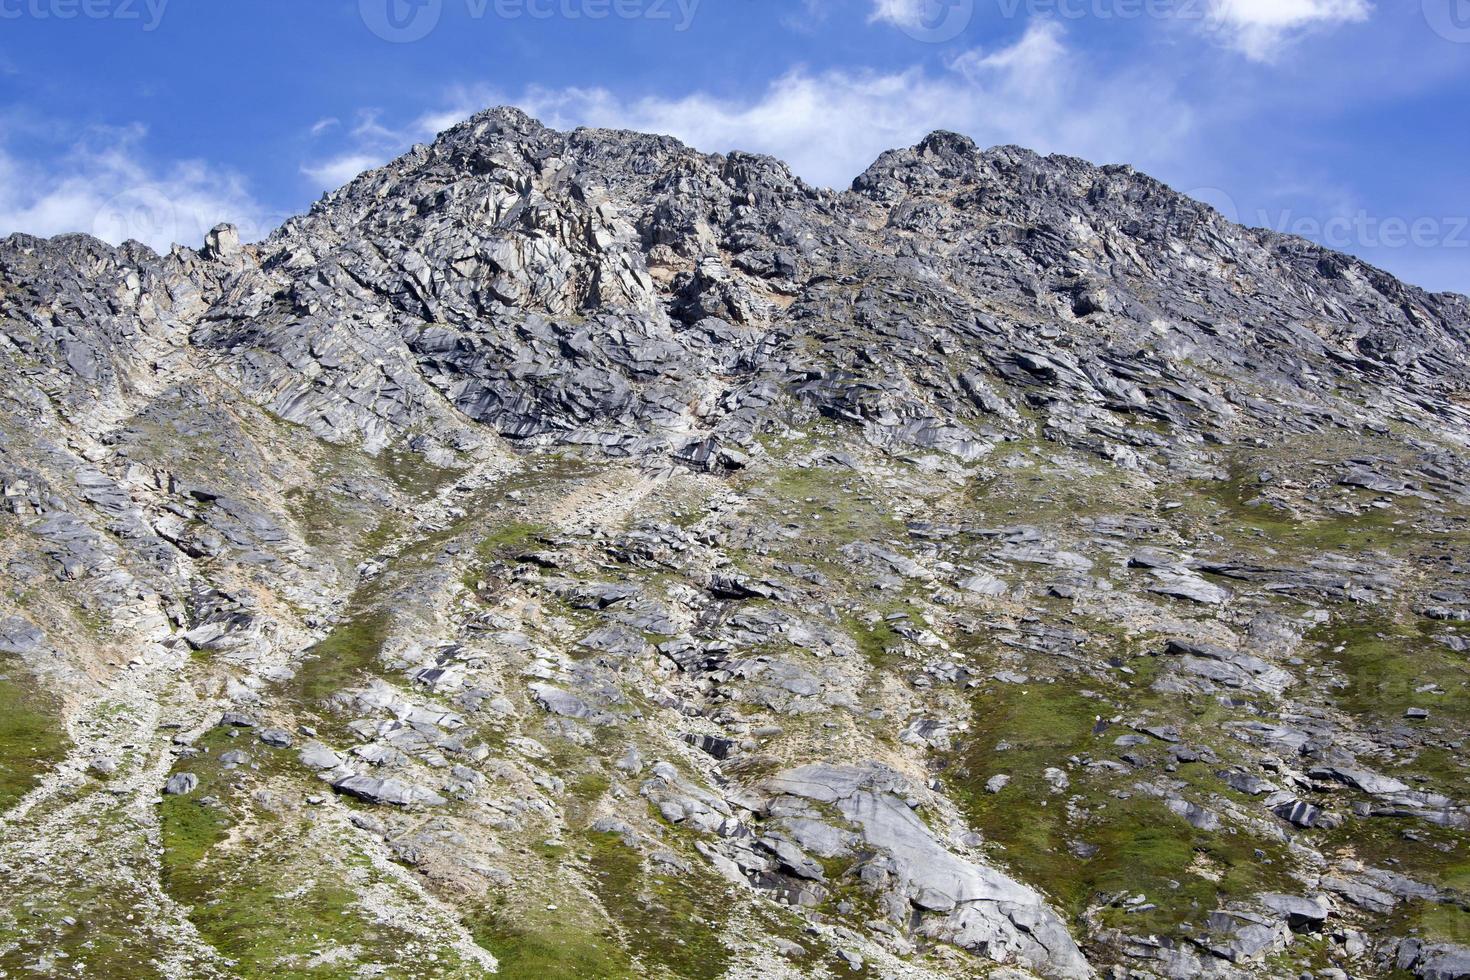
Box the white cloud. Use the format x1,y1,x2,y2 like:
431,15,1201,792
300,153,389,189
0,125,280,252
299,108,449,193
950,17,1065,92
867,0,975,42
868,0,930,30
414,106,477,138
1207,0,1372,60
505,21,1192,188
348,110,401,144
780,0,835,33
302,21,1195,193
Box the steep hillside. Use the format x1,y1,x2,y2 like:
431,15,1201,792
1,106,1469,979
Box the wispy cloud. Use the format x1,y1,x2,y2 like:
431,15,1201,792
1206,0,1372,60
780,0,835,33
300,152,389,189
0,124,279,251
868,0,933,30
312,21,1192,192
529,22,1191,184
299,107,451,193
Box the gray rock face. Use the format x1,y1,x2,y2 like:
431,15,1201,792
527,683,614,725
1201,909,1290,964
1310,765,1412,798
298,742,345,770
764,764,1091,979
1147,571,1231,606
1161,638,1293,695
1258,893,1331,931
258,728,294,748
164,773,199,796
9,106,1465,481
3,105,1470,980
331,774,446,808
1398,940,1470,980
0,617,44,655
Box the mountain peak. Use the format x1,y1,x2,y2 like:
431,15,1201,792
3,102,1470,979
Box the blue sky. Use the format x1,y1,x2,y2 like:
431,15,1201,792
0,0,1467,293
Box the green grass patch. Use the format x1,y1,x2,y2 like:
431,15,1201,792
467,904,636,980
291,609,392,709
0,671,69,814
963,454,1144,531
1319,818,1470,898
470,521,547,566
843,613,905,670
946,679,1296,938
0,863,179,978
1309,614,1470,738
583,832,733,979
1414,904,1470,945
461,521,549,592
286,487,367,551
739,460,910,575
1180,468,1413,556
161,729,489,978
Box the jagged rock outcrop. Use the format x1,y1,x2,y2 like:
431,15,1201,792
1,106,1469,979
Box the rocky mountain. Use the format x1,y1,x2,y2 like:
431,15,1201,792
1,105,1469,979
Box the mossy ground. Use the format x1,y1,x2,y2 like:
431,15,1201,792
460,740,738,980
963,446,1142,530
0,670,69,815
845,612,907,670
1178,468,1419,556
375,446,462,499
292,608,392,709
1319,816,1470,917
467,904,636,980
1308,614,1470,732
738,455,911,577
0,857,178,978
946,665,1298,941
583,831,734,980
461,520,548,592
159,728,490,978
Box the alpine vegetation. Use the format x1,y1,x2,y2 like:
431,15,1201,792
2,107,1469,979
